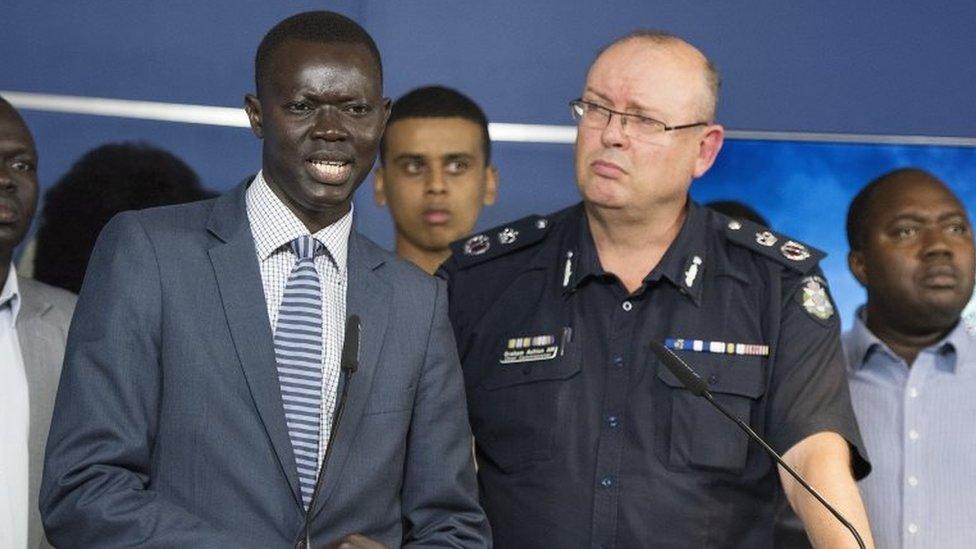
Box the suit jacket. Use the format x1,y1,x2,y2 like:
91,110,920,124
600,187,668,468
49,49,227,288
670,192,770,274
40,182,489,548
16,277,75,549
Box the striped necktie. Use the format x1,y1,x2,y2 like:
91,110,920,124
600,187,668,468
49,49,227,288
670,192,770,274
274,235,325,509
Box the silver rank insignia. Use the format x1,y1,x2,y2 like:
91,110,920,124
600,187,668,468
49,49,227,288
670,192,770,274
683,255,702,288
463,234,491,255
500,334,559,364
798,275,834,320
780,240,810,261
728,220,742,230
498,227,519,245
755,231,778,247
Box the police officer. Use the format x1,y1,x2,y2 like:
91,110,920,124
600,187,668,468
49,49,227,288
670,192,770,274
439,31,874,548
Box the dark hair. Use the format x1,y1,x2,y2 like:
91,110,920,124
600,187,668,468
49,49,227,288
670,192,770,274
705,200,768,226
255,11,382,94
32,142,213,293
380,86,491,164
846,167,941,251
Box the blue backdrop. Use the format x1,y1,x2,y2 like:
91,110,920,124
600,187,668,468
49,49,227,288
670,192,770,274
2,1,974,328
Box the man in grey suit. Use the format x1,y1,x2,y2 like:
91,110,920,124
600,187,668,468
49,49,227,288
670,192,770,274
41,11,488,549
0,97,75,549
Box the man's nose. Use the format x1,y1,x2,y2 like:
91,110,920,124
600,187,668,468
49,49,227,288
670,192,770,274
425,168,447,194
311,108,349,140
921,226,953,259
600,112,629,148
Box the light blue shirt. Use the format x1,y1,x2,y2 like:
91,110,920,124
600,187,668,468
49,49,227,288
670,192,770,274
0,265,28,549
845,307,976,549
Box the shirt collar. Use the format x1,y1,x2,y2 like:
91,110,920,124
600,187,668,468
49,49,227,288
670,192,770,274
245,170,353,271
567,199,707,304
846,305,970,373
0,264,22,325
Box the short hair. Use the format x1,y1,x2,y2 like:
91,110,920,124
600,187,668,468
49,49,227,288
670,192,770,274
0,95,33,144
846,167,943,251
706,200,768,226
597,30,721,121
254,11,382,94
380,86,491,165
33,142,213,294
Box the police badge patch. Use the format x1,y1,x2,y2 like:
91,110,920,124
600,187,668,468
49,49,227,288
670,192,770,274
797,275,835,321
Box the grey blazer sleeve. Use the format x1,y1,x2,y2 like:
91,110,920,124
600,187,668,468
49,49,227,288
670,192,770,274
401,278,491,547
40,213,236,548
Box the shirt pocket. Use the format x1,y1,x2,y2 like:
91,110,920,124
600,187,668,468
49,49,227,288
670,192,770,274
656,352,766,474
469,330,582,473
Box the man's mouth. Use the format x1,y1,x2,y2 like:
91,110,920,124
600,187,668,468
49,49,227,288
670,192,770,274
921,265,960,288
0,203,19,224
591,159,627,179
306,158,352,185
423,209,451,225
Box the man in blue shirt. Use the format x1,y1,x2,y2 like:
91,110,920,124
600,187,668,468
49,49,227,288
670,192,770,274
845,167,976,548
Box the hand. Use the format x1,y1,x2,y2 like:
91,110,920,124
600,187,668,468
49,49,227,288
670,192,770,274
321,533,390,549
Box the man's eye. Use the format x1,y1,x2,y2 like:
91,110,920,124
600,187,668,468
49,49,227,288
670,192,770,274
286,102,312,114
403,161,424,175
947,223,970,235
446,160,469,174
346,104,371,116
10,160,34,172
893,226,918,239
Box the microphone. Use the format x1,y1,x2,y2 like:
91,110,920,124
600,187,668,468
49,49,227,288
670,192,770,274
300,315,361,549
648,341,866,549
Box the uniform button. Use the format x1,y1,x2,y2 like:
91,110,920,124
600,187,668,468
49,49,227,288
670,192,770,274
908,387,919,398
608,415,619,428
909,429,919,441
612,356,624,368
708,374,719,385
908,523,918,535
600,476,614,488
622,301,633,311
908,475,918,487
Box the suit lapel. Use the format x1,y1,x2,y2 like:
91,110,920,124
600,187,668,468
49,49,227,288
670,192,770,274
311,231,391,517
206,182,302,507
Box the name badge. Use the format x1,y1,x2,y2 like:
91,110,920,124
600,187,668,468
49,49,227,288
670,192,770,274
500,334,559,364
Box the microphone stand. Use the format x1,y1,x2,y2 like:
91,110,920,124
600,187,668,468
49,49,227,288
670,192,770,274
649,340,866,549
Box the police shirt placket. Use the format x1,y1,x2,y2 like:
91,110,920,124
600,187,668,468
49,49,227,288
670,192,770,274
588,288,640,549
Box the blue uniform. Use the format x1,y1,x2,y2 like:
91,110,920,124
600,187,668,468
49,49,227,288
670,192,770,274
439,201,868,548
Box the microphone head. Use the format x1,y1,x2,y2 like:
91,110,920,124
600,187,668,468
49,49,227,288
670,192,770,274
341,315,361,374
648,340,708,396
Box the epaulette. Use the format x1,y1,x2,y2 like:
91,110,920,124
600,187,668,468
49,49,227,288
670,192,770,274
450,214,551,269
722,217,824,274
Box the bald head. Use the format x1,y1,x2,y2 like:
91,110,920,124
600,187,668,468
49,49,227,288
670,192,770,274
593,31,720,121
847,168,956,251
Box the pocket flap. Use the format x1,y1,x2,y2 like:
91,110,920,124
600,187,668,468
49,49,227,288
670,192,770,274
482,350,581,390
656,351,765,398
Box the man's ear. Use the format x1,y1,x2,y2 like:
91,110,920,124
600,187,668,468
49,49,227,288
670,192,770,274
693,124,724,179
373,167,387,206
244,94,263,138
848,250,869,287
483,166,499,206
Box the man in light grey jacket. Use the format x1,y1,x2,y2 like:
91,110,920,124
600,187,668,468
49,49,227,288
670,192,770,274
0,96,75,548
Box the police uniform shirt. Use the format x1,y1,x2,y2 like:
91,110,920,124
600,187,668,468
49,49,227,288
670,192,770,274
439,201,869,549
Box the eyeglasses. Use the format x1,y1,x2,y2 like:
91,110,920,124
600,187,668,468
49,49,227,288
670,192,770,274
569,99,708,142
